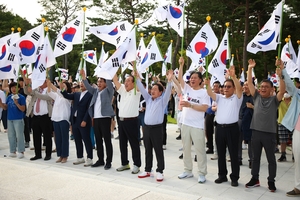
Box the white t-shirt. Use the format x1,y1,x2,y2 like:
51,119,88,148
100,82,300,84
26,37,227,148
215,94,243,124
117,85,141,118
94,90,109,119
47,90,71,123
181,84,210,129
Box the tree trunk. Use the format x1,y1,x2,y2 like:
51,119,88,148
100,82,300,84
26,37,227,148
243,0,249,76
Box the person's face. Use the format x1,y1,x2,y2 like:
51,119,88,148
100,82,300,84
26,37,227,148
125,76,134,91
189,74,201,88
80,81,86,91
97,78,107,91
151,85,162,99
243,83,250,94
223,81,235,98
219,87,224,95
213,83,220,93
11,86,17,94
259,82,272,98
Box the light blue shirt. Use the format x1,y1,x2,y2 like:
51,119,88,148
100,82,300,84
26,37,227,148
136,79,172,125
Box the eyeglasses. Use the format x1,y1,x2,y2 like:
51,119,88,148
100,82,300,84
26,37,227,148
224,85,232,89
260,85,270,89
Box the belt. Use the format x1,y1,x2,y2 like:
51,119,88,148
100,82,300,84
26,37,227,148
119,117,137,121
144,123,163,128
216,122,238,128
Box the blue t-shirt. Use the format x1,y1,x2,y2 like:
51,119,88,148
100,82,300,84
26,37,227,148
6,94,25,120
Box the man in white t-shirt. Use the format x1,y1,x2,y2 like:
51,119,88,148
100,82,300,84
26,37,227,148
177,57,210,184
0,88,6,120
205,65,243,187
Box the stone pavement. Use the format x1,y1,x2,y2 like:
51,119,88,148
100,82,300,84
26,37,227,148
0,123,295,200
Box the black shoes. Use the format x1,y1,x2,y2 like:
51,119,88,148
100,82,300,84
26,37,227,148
215,177,228,184
176,135,181,140
91,160,105,167
179,154,183,159
30,156,42,161
44,156,51,161
194,155,197,162
231,181,239,187
249,161,252,169
104,163,111,170
245,178,260,188
206,149,213,154
268,181,276,192
278,152,287,162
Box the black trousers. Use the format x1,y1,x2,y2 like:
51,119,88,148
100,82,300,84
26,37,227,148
162,114,167,145
72,117,93,159
118,118,141,167
143,124,165,173
23,116,30,143
216,123,240,181
205,113,215,150
94,117,113,164
32,114,52,157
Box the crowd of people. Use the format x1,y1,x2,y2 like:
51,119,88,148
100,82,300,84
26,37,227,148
0,58,299,197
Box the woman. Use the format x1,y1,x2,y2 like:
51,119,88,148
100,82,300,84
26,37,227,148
0,82,26,158
47,79,71,163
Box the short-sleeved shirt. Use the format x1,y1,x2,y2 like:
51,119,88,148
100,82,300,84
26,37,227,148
250,90,279,133
7,94,26,120
215,94,243,124
117,85,141,118
181,84,210,129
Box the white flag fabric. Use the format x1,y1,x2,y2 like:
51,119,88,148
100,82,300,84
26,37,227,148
136,37,146,66
54,13,84,57
281,39,298,78
121,28,136,64
93,45,109,76
83,50,97,65
162,42,172,76
9,24,45,65
75,59,86,82
247,0,284,54
297,45,300,78
154,3,184,37
89,21,133,48
207,28,229,86
138,35,163,73
186,22,218,65
94,29,136,80
240,69,245,83
58,68,69,80
31,33,56,90
0,31,20,66
22,63,33,78
0,64,18,80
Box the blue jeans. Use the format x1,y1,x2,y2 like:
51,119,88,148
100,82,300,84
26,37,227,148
7,119,25,153
53,120,70,157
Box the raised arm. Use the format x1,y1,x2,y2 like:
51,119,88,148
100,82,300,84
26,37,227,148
278,59,297,95
204,78,216,101
171,76,182,95
80,69,96,94
112,73,121,90
229,65,242,98
247,59,256,96
276,66,286,101
178,57,185,89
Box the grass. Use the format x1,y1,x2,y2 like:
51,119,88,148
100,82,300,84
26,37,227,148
167,114,177,124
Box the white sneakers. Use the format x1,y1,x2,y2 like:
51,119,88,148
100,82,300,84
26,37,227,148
73,158,85,165
8,153,17,158
138,171,164,181
131,165,140,174
198,175,206,183
84,158,93,167
178,172,193,179
17,153,24,159
162,145,167,150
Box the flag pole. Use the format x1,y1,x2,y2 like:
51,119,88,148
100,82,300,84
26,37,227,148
133,19,139,95
277,1,284,61
80,7,87,76
205,16,211,78
170,40,173,70
180,2,185,56
225,22,230,69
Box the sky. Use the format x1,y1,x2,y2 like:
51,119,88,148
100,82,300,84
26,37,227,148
0,0,173,25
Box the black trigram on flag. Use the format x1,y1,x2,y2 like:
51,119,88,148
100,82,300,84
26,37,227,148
150,53,156,60
38,64,46,73
187,45,193,53
120,24,126,31
36,44,44,56
250,43,262,49
31,32,40,41
224,39,228,46
258,29,270,36
112,58,120,67
7,53,15,62
201,32,208,41
275,15,280,24
163,5,168,11
57,41,67,51
116,36,121,44
7,38,11,46
74,20,80,26
178,21,181,30
148,44,152,49
212,58,219,68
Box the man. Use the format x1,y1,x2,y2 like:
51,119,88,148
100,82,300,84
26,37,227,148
113,73,141,174
135,70,173,181
61,79,93,167
177,57,210,184
245,59,285,192
279,59,300,196
205,65,243,187
24,80,53,161
205,81,220,154
81,69,115,170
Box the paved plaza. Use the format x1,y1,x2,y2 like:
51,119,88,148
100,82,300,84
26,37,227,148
0,123,295,200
